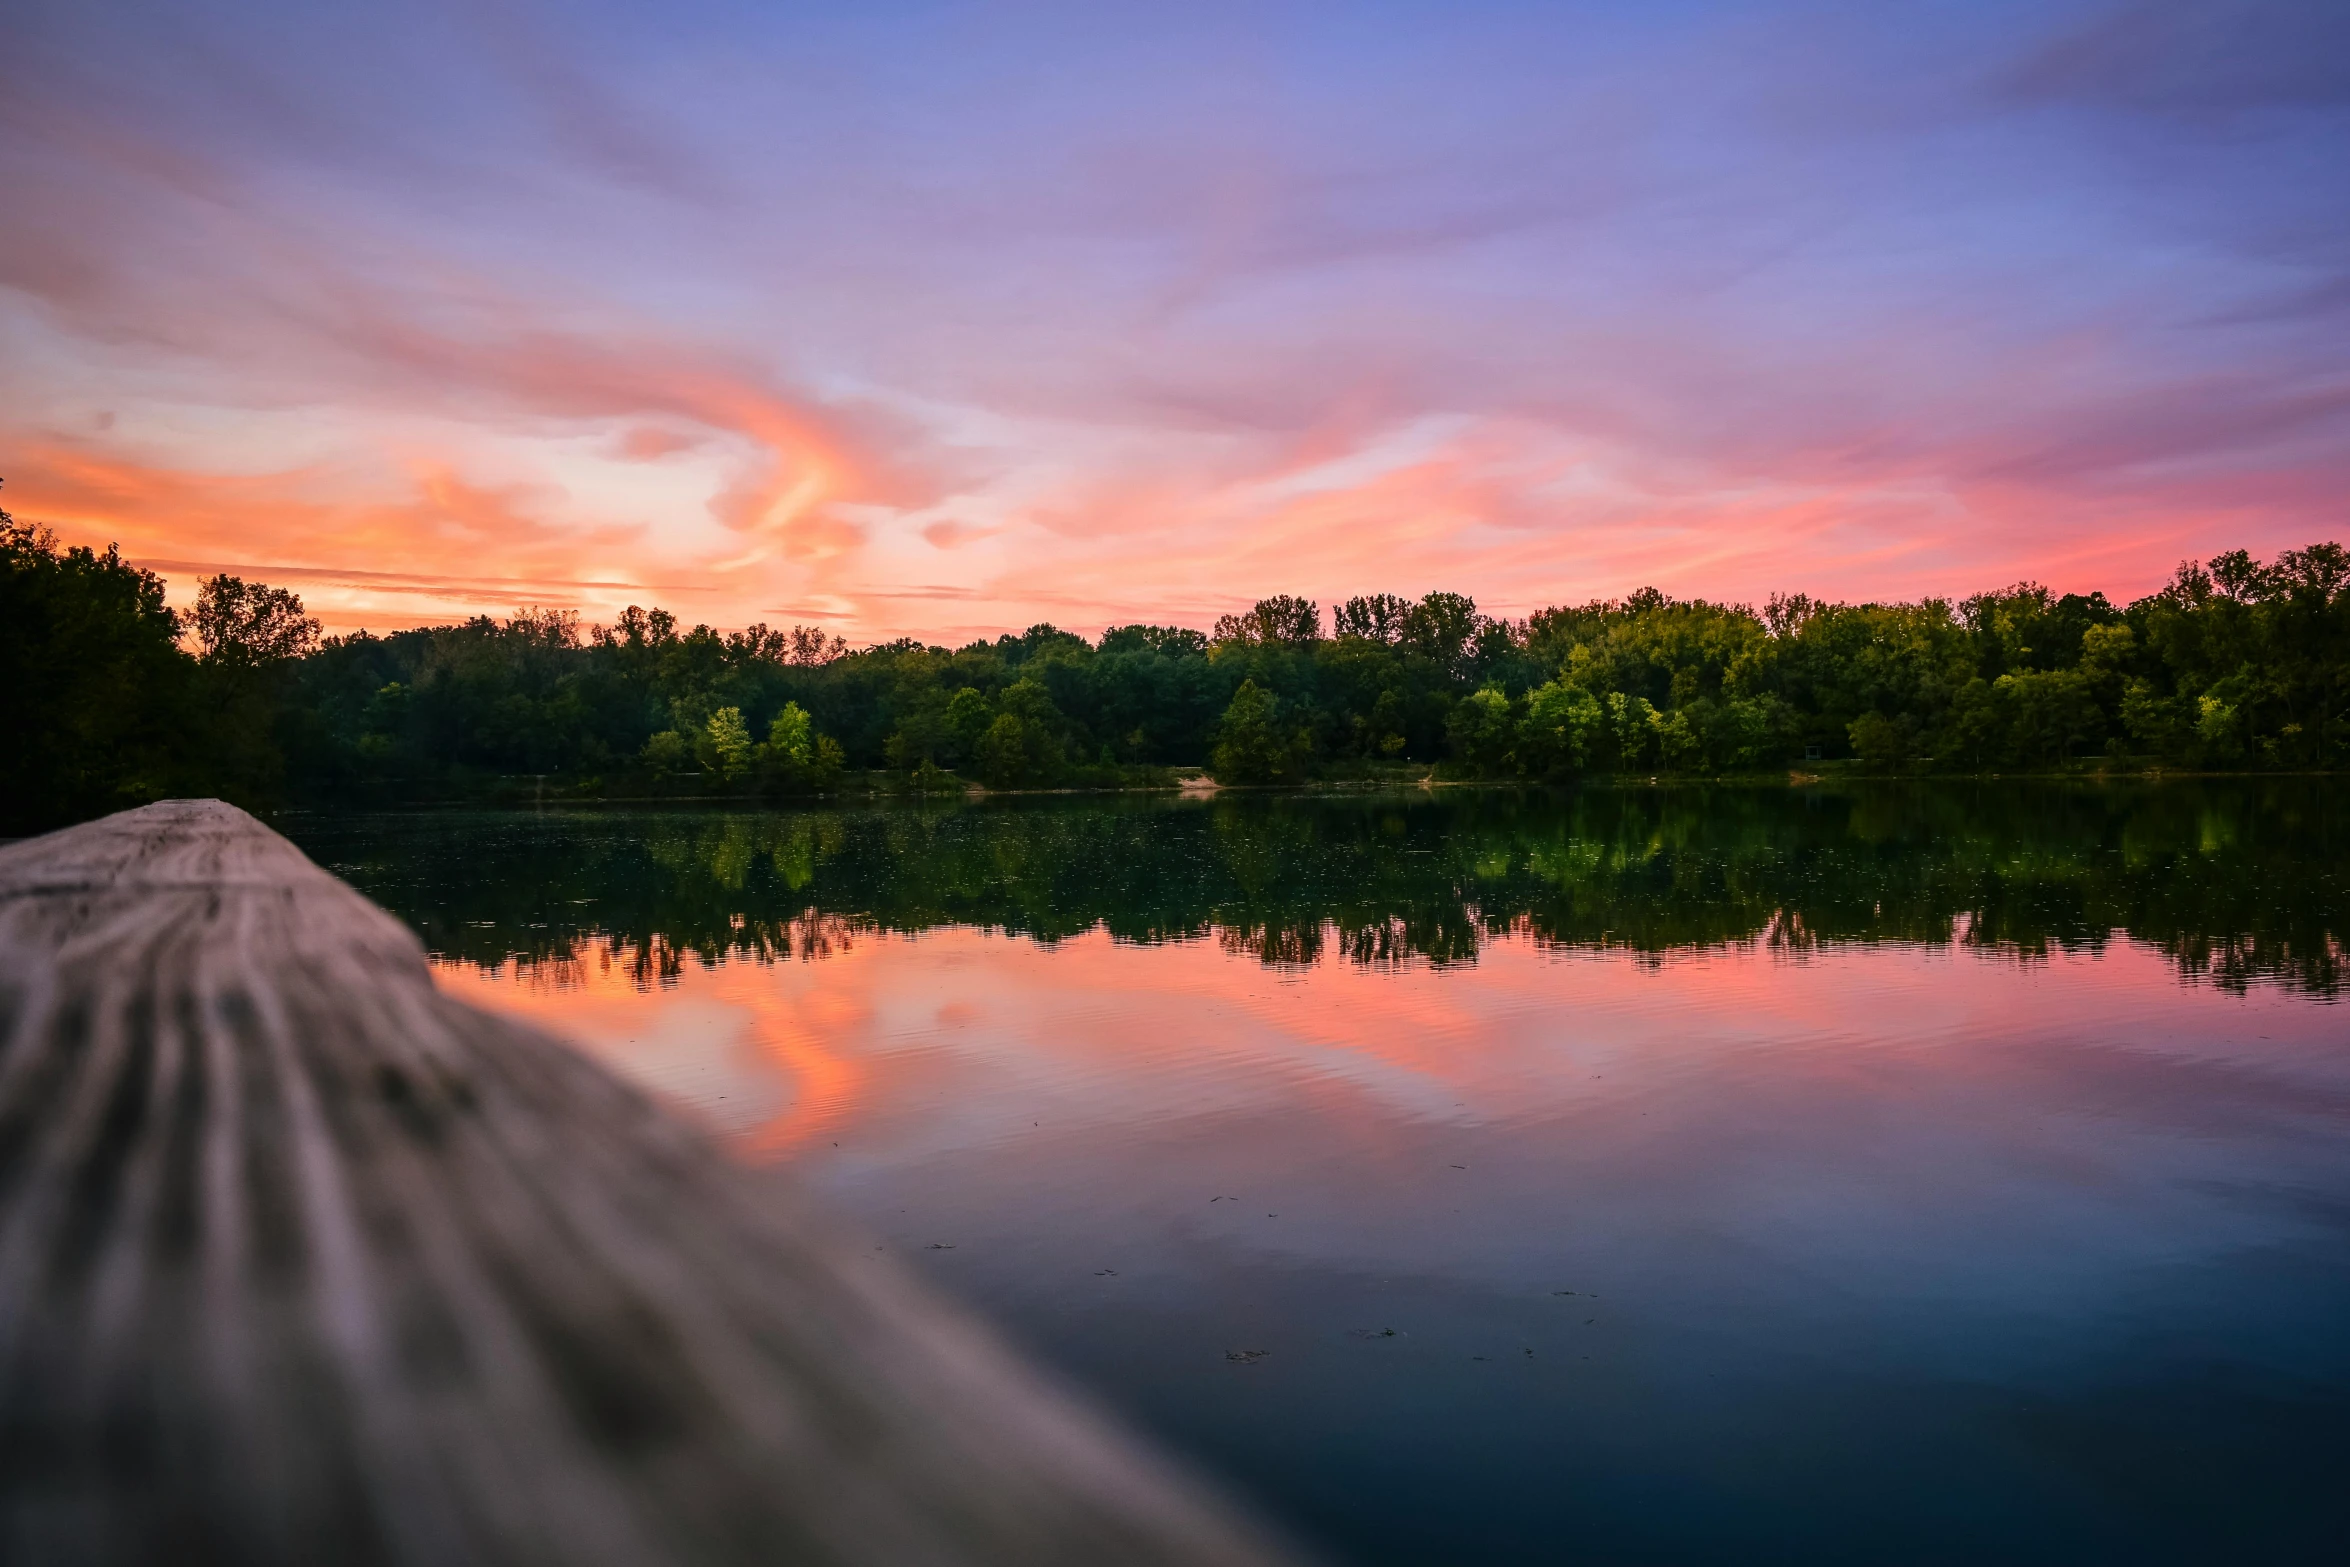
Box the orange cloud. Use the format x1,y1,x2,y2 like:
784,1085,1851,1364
7,443,684,630
6,0,2346,652
615,425,699,461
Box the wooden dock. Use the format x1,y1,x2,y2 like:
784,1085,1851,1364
0,801,1301,1565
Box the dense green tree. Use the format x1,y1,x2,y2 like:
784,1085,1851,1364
1099,624,1209,657
9,478,2350,833
968,678,1069,787
759,702,845,795
1212,679,1311,783
1,495,197,830
699,707,757,780
193,574,322,665
1333,594,1412,643
1519,680,1604,777
190,573,326,806
1446,687,1518,776
256,542,2347,796
1213,595,1321,647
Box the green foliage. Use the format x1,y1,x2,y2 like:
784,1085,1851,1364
10,473,2350,834
1099,624,1209,657
699,707,756,780
1994,669,2099,765
193,574,322,666
1333,594,1412,643
1445,687,1518,777
1602,692,1658,771
760,703,844,795
945,688,992,753
1848,711,1916,770
907,758,960,793
1,491,200,830
1213,595,1321,648
1519,681,1604,777
1402,591,1479,666
973,713,1060,788
961,680,1069,788
1211,679,1311,783
766,702,814,765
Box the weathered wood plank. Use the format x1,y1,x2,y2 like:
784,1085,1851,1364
0,801,1302,1565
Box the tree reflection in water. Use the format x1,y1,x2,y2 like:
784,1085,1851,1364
294,779,2347,998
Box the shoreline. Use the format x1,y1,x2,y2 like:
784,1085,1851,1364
259,765,2344,817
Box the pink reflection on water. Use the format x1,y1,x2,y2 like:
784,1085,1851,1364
432,920,2350,1564
432,927,2342,1190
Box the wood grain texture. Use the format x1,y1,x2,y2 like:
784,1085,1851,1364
0,800,1302,1566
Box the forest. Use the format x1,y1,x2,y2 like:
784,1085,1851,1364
7,482,2349,833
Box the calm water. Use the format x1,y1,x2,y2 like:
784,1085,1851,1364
286,783,2350,1566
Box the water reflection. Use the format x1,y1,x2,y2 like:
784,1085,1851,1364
284,783,2350,1566
303,779,2348,995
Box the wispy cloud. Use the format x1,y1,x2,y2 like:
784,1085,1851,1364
4,0,2345,642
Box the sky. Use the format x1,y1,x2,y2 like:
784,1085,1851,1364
3,1,2346,642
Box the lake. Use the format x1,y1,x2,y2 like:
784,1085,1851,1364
285,781,2350,1566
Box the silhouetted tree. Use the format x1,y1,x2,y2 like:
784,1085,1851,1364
1,485,197,830
193,574,322,666
1213,596,1321,647
13,496,2350,829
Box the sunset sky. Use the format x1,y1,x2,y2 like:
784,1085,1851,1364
4,1,2345,641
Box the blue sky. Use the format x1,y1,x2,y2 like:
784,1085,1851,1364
3,0,2344,635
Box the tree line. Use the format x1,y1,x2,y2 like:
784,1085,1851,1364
7,480,2349,831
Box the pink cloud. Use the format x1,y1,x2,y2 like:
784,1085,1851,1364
614,425,699,461
5,3,2344,647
